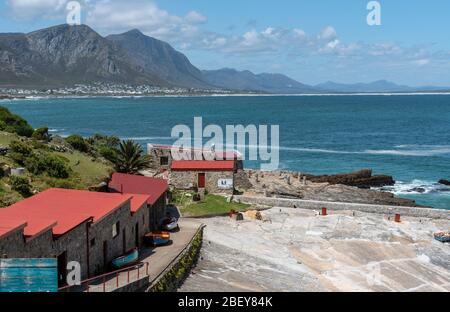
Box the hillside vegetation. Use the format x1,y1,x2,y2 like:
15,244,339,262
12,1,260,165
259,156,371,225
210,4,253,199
0,106,114,206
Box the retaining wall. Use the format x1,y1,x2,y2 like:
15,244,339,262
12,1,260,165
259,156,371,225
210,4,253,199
233,195,450,220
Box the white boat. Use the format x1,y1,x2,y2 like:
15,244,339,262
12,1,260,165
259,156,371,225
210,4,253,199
162,217,179,231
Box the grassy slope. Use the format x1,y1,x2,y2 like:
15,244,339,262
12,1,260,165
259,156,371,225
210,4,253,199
175,193,250,217
0,131,112,206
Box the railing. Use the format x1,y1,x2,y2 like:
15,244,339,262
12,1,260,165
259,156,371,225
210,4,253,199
59,262,150,292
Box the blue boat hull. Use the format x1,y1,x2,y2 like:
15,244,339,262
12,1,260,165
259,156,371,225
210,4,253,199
111,249,139,268
434,236,450,243
152,238,171,246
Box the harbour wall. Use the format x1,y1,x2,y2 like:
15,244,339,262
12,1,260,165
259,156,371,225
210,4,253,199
233,195,450,220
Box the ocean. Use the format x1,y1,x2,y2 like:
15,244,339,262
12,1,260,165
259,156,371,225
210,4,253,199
2,94,450,209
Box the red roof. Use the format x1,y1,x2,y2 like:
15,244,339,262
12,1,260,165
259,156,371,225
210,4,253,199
0,218,27,239
0,189,140,238
171,160,235,171
109,173,168,205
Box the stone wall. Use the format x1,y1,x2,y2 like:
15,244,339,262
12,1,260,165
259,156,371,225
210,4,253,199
0,192,169,282
0,222,90,279
147,145,172,171
170,170,234,194
233,195,450,220
150,194,167,230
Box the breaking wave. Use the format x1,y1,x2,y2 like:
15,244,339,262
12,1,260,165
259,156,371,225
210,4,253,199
377,180,450,195
228,144,450,157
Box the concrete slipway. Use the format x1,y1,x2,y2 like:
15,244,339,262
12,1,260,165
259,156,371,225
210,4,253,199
179,208,450,292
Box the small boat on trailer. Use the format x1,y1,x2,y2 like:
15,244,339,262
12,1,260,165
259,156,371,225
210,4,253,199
144,231,171,247
162,217,179,231
111,248,139,269
434,232,450,243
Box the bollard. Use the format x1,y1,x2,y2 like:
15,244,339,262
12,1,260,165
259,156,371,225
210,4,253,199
321,207,327,216
394,214,401,223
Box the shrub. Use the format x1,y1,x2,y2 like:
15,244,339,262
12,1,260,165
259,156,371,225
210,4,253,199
25,153,71,179
0,106,34,137
65,134,89,152
98,146,117,162
9,175,32,197
8,140,33,165
88,134,120,148
32,127,51,142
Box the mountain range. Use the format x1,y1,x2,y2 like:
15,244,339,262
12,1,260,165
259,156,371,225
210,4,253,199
0,24,447,93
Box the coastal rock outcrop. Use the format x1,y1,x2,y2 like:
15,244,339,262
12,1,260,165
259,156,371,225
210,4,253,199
303,169,395,188
438,179,450,186
243,169,418,207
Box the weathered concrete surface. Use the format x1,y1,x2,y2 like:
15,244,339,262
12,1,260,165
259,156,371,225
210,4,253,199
179,208,450,292
234,195,450,220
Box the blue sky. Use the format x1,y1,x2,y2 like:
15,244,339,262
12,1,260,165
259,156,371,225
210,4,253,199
1,0,450,86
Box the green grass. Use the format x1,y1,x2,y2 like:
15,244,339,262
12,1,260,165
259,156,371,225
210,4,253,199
0,130,114,206
54,151,112,187
0,131,17,146
180,194,250,217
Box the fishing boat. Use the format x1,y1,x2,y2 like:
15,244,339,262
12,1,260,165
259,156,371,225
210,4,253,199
144,231,171,247
162,216,179,231
434,232,450,243
111,248,139,269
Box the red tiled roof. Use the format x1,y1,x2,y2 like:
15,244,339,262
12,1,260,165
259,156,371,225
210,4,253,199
109,173,168,205
171,160,235,171
0,189,135,237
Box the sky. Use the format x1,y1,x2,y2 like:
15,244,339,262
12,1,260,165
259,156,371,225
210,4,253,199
1,0,450,86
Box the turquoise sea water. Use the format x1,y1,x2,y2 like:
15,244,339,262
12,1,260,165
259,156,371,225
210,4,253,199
2,95,450,209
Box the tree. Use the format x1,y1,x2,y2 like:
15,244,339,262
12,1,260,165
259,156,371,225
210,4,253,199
113,140,150,174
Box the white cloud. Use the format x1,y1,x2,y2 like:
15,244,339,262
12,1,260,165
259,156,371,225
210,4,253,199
318,26,337,41
84,1,206,42
185,11,207,24
7,0,68,19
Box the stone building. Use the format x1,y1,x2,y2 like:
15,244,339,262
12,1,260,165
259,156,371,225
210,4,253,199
108,172,168,231
147,144,243,173
170,160,236,194
0,177,168,285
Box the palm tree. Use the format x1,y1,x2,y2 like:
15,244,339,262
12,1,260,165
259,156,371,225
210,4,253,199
113,140,151,174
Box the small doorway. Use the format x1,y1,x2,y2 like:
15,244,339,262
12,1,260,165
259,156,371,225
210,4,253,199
57,251,67,287
198,173,206,188
135,223,139,247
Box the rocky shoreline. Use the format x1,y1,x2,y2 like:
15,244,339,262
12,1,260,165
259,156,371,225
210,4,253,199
234,169,422,207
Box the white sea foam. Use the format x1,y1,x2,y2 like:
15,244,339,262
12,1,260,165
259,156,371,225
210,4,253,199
120,136,174,141
227,144,450,157
377,179,450,195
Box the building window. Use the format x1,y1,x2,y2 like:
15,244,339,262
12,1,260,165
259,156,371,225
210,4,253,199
160,156,169,166
90,238,95,247
112,222,120,238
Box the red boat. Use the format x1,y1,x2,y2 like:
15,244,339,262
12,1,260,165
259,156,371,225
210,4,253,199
144,231,171,247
